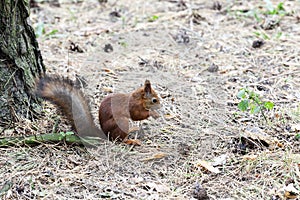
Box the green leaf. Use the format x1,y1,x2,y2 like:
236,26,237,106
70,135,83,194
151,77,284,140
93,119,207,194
119,41,127,47
238,100,249,111
45,29,58,37
253,31,261,37
249,92,261,104
237,89,246,99
65,132,75,136
276,32,282,39
148,15,159,22
267,9,277,15
264,101,274,110
253,13,261,22
262,32,270,40
250,104,261,114
249,91,255,99
59,132,66,137
295,133,300,140
277,2,284,11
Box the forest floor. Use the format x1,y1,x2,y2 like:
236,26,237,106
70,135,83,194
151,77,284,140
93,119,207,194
1,0,300,199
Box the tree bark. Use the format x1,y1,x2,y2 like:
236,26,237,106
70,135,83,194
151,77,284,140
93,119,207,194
0,0,45,127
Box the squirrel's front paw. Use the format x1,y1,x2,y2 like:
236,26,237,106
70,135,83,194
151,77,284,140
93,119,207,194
150,111,160,119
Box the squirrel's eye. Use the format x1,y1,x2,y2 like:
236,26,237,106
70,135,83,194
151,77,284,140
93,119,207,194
152,98,158,103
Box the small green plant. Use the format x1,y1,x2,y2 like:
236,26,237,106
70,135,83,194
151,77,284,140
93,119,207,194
119,41,127,47
254,30,283,41
122,16,126,29
275,32,283,39
253,12,262,22
237,88,274,121
264,1,286,16
253,31,270,40
35,22,58,38
44,29,58,38
228,1,287,24
148,15,159,22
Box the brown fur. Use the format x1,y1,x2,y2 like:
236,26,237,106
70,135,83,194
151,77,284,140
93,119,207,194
35,75,107,139
99,80,161,141
35,76,160,144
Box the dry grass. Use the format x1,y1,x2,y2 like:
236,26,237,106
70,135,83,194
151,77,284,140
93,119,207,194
1,0,300,199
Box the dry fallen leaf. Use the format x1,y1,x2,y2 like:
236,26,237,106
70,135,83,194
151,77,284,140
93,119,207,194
102,68,115,74
140,153,167,162
164,114,176,119
284,183,299,199
196,160,220,173
242,154,258,161
242,127,283,149
212,154,227,166
102,87,113,93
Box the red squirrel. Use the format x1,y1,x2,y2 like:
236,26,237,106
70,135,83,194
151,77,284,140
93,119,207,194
35,75,161,145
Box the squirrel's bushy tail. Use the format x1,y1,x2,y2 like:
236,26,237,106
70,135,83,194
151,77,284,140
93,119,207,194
35,75,107,139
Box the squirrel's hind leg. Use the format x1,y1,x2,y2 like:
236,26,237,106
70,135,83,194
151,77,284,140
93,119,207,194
111,127,142,146
103,118,142,146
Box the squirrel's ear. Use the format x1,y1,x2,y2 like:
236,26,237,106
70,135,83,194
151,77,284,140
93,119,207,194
144,80,151,95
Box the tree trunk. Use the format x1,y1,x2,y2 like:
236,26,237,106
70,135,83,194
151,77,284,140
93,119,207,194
0,0,45,128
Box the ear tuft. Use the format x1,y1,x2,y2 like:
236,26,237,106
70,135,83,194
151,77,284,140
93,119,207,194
144,80,151,94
